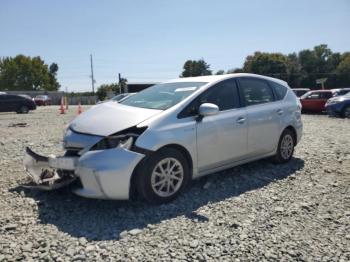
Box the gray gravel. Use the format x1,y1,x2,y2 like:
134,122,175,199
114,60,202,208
0,106,349,261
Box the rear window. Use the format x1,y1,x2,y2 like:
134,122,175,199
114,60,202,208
270,81,288,100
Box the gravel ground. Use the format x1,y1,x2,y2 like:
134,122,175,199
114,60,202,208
0,106,349,261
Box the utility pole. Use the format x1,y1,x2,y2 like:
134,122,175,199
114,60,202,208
90,54,95,94
118,73,122,94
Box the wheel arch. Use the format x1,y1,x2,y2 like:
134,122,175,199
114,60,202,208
129,143,194,200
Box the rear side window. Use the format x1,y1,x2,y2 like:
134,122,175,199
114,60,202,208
239,78,274,106
178,79,239,118
321,92,333,99
269,81,288,100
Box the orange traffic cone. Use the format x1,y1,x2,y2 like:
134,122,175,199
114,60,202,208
60,97,65,114
77,102,82,115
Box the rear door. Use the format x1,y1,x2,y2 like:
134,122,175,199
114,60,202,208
237,77,281,156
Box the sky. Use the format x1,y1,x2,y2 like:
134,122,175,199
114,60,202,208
0,0,349,92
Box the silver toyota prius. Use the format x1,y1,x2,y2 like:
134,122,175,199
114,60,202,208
24,73,303,204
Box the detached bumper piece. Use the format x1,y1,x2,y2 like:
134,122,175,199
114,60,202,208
23,147,78,190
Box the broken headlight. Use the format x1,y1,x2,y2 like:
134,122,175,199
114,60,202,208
90,126,147,151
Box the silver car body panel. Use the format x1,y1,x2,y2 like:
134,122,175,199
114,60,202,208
23,73,303,200
69,101,161,136
74,148,145,199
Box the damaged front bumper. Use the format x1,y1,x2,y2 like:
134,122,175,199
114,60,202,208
23,147,78,190
23,147,145,199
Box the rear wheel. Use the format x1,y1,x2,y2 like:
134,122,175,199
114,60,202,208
136,148,190,204
17,105,29,114
271,129,295,164
342,106,350,118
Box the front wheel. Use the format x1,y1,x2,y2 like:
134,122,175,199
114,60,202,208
17,105,29,114
136,148,190,204
271,129,295,164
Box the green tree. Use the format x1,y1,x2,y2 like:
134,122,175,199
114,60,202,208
242,52,288,81
335,52,350,87
298,44,336,88
96,82,121,101
227,68,243,74
0,55,60,91
286,53,302,88
180,59,212,77
215,70,225,75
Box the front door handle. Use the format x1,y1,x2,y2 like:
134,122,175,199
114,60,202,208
277,109,284,115
236,117,246,124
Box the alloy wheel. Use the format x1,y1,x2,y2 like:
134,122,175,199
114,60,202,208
280,134,294,160
151,157,184,197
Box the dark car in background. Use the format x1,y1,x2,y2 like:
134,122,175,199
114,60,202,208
292,88,310,97
331,88,350,97
0,94,36,113
34,95,51,106
325,92,350,118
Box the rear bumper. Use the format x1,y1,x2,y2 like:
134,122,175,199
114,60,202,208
23,147,145,200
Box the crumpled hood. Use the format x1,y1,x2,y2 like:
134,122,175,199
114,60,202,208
69,102,162,136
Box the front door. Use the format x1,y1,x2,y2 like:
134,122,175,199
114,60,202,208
195,79,248,173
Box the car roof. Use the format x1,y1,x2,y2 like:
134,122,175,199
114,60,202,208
308,90,333,93
165,73,288,86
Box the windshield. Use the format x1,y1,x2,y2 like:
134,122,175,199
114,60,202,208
120,82,207,110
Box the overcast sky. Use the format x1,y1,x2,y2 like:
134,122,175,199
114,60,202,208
1,0,349,92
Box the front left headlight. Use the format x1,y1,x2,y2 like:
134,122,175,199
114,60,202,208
90,126,147,151
90,135,134,151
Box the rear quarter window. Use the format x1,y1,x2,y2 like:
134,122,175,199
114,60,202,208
269,81,288,100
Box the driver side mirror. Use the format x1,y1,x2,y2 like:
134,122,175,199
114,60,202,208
196,103,219,121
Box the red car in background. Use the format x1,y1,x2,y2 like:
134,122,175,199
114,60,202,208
299,90,333,113
34,95,51,106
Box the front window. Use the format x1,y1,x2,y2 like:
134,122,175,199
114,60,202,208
120,82,207,110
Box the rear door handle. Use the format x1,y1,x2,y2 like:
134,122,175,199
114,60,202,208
277,109,284,115
236,117,246,124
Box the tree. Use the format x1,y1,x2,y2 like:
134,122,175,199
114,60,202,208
180,59,212,77
242,52,288,81
0,55,60,91
215,70,225,75
96,82,121,101
227,68,243,74
286,53,302,88
335,52,350,87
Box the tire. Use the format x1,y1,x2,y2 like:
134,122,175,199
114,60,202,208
17,105,29,114
271,129,295,164
136,148,190,204
342,106,350,118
